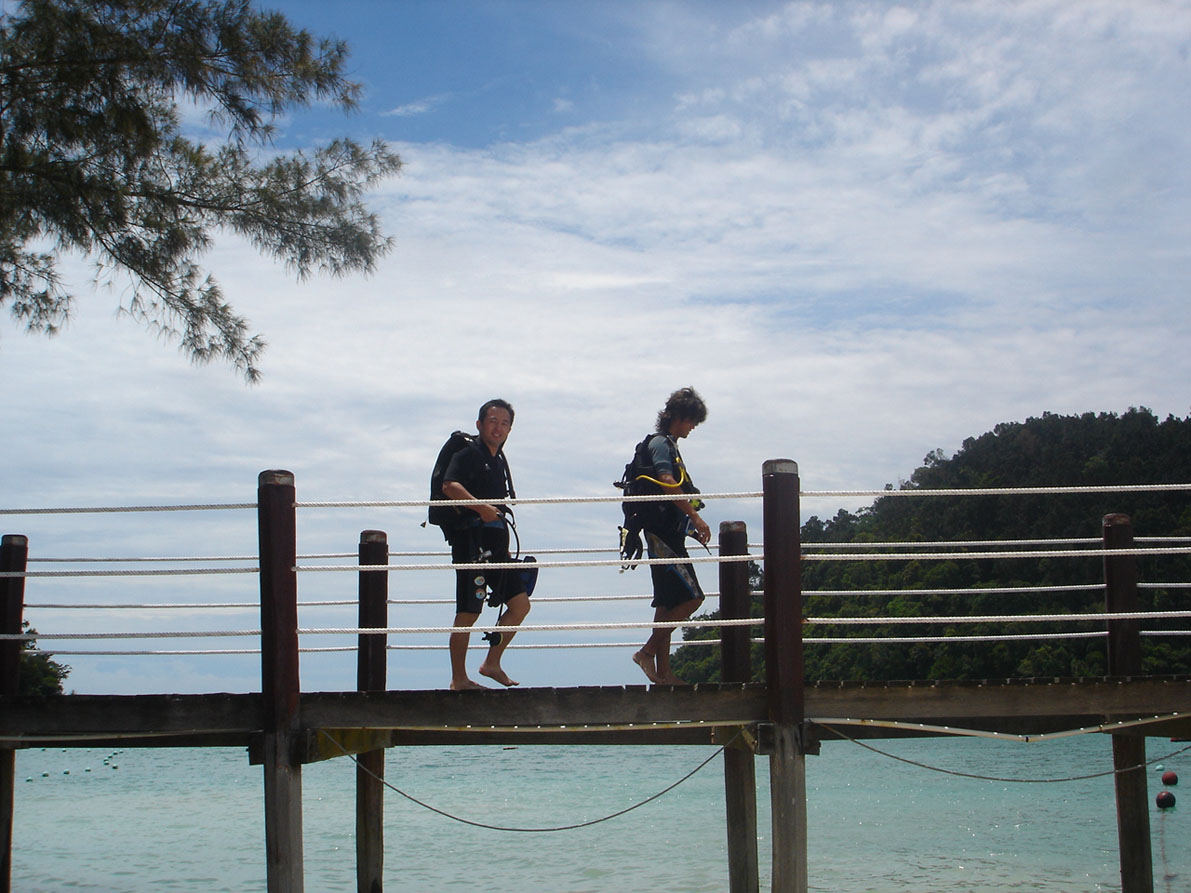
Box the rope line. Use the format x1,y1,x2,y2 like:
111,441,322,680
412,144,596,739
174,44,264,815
815,713,1187,744
802,484,1191,498
7,611,1189,643
803,610,1191,626
807,584,1105,597
0,618,761,641
0,503,256,515
0,553,752,579
801,546,1191,562
23,536,1188,566
21,630,1189,657
24,538,1188,566
294,554,754,573
0,567,258,579
39,629,1191,655
315,728,733,833
801,537,1191,550
818,720,1191,783
16,543,1188,579
4,482,1189,517
805,631,1111,644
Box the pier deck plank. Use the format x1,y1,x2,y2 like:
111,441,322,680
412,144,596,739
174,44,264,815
2,675,1189,752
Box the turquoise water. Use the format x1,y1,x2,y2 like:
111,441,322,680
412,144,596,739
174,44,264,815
10,734,1187,891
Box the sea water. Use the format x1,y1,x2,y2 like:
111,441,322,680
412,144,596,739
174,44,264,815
10,733,1188,892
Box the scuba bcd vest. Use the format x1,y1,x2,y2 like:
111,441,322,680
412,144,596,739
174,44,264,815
614,433,703,567
427,431,516,537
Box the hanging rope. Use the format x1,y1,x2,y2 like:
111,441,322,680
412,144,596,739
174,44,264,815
817,718,1191,783
316,728,735,833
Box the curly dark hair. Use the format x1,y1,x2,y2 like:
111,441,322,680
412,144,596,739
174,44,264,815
655,387,707,433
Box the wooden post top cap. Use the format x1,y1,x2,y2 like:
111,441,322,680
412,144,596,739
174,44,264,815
762,459,799,476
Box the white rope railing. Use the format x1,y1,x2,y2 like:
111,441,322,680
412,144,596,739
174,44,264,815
33,580,1191,610
6,480,1188,517
801,536,1191,549
0,503,256,515
23,628,1191,658
292,553,754,573
6,482,1189,665
801,546,1191,562
0,567,258,579
0,617,761,642
802,610,1191,625
805,584,1105,597
22,537,1189,566
6,610,1189,645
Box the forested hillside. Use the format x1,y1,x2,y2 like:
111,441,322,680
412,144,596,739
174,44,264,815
672,408,1191,683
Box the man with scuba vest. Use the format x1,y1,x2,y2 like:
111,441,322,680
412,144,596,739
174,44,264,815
442,398,531,690
629,387,711,685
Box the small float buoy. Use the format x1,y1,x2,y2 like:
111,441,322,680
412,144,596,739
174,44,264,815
1156,791,1176,810
1162,770,1179,786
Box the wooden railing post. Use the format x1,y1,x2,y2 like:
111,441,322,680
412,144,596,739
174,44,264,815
1,534,29,893
719,520,759,892
357,530,388,893
762,460,806,893
1103,513,1153,893
258,471,303,893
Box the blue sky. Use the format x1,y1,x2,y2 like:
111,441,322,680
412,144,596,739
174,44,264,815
3,0,1190,694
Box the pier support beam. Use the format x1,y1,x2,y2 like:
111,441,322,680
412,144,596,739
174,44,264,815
762,460,807,893
259,471,304,893
356,530,388,893
719,521,759,892
1103,514,1152,893
1,534,29,893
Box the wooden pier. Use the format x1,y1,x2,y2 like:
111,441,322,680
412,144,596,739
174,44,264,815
2,462,1189,892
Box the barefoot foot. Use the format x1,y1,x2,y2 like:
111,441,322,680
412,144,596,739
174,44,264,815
450,678,489,691
633,650,661,683
478,664,520,687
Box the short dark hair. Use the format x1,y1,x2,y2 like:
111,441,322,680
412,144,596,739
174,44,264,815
656,387,707,433
478,398,515,425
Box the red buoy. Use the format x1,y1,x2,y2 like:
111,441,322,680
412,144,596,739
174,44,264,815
1161,770,1179,786
1156,790,1176,810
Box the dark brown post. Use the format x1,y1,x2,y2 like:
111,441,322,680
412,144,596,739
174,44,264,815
357,530,388,893
719,521,759,892
1103,514,1152,893
1,534,29,893
762,459,807,892
258,471,303,893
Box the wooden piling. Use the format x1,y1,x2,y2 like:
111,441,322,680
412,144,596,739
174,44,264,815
762,460,806,893
258,471,304,893
1103,514,1153,893
1,534,29,893
356,530,388,893
719,521,759,892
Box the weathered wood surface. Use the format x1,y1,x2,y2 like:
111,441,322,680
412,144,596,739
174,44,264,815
2,676,1189,750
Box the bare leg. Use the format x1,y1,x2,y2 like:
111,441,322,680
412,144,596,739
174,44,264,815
479,592,530,687
450,612,487,690
633,598,701,685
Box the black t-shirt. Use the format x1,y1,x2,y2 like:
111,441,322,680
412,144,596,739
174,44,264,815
443,440,510,505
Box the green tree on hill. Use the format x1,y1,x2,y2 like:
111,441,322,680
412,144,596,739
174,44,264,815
672,408,1191,683
1,0,402,380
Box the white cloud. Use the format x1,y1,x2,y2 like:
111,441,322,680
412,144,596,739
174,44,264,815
6,0,1191,693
